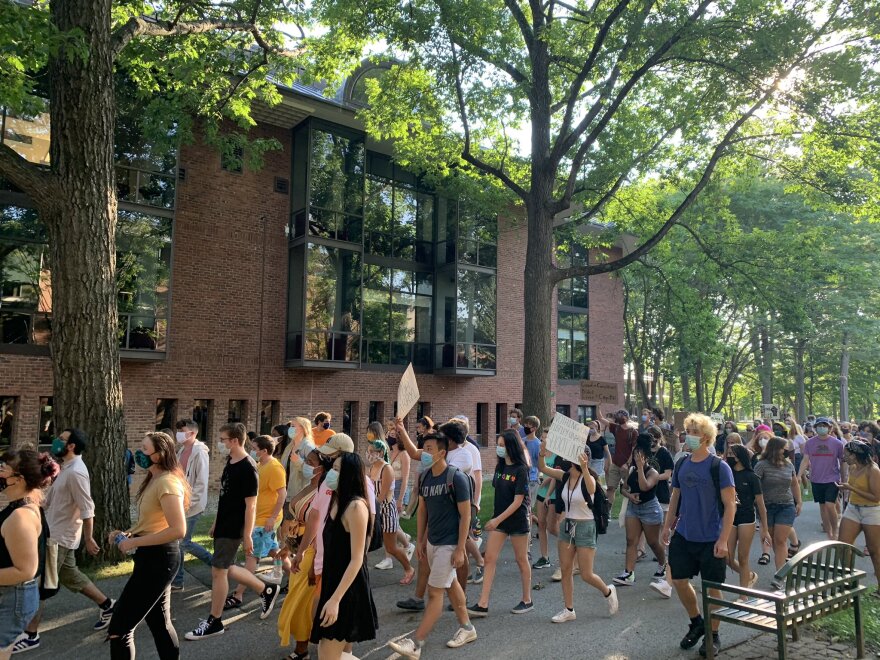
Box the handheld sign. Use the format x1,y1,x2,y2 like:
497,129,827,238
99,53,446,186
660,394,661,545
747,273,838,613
579,380,619,405
546,412,590,463
396,363,420,419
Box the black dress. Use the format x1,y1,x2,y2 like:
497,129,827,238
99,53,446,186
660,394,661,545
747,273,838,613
310,501,378,644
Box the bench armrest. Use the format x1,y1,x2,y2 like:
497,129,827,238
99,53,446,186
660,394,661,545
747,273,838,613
702,580,786,602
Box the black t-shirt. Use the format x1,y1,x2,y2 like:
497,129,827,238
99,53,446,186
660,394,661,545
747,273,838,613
586,435,608,463
492,463,530,533
626,464,657,503
650,447,676,504
733,468,762,517
215,456,259,539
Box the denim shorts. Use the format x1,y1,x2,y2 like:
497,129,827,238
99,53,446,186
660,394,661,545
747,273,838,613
625,498,664,526
766,502,797,527
561,518,597,549
590,459,606,477
250,527,279,559
0,580,39,647
843,503,880,526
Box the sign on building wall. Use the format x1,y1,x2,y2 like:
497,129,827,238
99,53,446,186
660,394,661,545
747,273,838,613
397,363,420,419
579,380,619,405
546,412,590,463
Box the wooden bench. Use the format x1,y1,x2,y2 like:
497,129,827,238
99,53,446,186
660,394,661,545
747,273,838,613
702,541,867,659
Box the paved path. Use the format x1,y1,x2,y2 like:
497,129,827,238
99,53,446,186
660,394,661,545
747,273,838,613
21,501,872,659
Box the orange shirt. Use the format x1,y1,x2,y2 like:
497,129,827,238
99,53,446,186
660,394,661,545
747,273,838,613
312,428,334,446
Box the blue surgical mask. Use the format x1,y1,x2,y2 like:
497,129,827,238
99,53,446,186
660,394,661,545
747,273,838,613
249,450,258,461
287,427,296,439
508,417,517,426
325,468,339,490
641,415,648,422
685,434,702,450
817,427,830,436
496,446,507,459
302,464,316,480
421,452,436,468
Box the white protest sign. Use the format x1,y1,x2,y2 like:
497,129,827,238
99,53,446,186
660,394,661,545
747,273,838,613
396,363,420,419
546,412,590,463
710,412,724,425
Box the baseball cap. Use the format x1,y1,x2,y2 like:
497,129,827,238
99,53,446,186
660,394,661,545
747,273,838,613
815,417,832,427
755,424,772,433
317,433,355,455
616,409,630,418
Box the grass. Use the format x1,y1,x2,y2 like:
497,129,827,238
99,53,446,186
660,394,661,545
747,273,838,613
809,586,880,651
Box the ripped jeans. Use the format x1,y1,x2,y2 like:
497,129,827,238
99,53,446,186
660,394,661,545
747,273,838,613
107,541,181,659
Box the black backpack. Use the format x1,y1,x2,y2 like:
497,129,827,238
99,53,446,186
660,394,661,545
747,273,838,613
419,465,477,523
555,471,610,534
673,454,726,516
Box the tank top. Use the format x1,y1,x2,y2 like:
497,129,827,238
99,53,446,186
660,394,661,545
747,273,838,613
563,476,594,521
0,498,46,578
848,466,879,506
626,464,658,502
391,451,404,481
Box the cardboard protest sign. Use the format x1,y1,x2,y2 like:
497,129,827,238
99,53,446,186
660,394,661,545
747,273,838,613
579,380,619,405
546,412,590,463
396,363,420,419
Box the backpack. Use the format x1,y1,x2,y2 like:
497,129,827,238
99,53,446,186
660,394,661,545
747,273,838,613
673,454,725,517
419,465,477,524
555,471,610,534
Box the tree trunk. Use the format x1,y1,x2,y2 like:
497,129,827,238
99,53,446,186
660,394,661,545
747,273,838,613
667,377,675,418
760,325,773,405
807,349,814,415
681,370,691,410
695,359,704,412
794,338,807,422
839,331,850,422
44,0,129,562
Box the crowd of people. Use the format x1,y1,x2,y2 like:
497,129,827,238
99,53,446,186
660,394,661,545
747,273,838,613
0,407,878,660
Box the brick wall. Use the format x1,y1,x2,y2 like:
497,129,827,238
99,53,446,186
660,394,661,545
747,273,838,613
0,123,624,489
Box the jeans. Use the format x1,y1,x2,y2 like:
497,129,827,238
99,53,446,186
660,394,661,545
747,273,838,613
172,513,213,587
108,542,181,660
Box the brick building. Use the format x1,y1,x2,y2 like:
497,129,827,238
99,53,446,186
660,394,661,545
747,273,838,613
0,70,625,483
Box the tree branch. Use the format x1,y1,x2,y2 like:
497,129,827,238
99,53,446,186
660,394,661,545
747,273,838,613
504,0,535,52
0,144,56,206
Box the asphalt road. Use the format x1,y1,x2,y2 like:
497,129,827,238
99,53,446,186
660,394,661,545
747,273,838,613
24,500,872,659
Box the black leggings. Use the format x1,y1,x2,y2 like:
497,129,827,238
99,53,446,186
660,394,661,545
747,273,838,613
108,541,181,659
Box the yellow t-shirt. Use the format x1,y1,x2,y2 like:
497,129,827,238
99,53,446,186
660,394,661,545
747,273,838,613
130,472,184,536
256,458,287,525
312,428,334,447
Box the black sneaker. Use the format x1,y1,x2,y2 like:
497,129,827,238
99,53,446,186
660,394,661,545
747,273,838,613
93,600,115,631
259,583,280,619
397,597,425,611
680,619,705,649
531,556,551,569
466,603,489,618
185,617,225,641
653,563,667,579
511,601,533,614
699,632,721,657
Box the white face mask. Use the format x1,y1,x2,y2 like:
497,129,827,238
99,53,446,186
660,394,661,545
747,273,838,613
759,437,769,449
218,441,231,456
175,431,187,443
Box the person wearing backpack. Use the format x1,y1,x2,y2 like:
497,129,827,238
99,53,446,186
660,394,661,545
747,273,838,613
661,413,737,658
537,445,619,623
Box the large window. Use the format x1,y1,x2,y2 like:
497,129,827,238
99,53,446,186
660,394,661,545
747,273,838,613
306,129,364,243
38,396,53,445
0,396,16,449
455,269,497,370
303,244,361,361
556,239,589,380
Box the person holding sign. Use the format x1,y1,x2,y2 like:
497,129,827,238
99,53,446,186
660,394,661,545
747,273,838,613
537,445,618,623
466,430,534,617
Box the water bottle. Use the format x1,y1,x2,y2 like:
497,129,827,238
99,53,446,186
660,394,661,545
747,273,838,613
114,533,136,556
269,557,283,584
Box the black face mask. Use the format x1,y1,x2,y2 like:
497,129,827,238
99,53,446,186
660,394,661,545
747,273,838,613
322,422,330,430
0,475,18,493
726,457,737,469
523,426,532,435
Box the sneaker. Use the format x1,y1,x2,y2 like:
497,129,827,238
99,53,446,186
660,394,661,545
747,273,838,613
396,597,425,611
405,543,416,562
511,601,533,614
185,617,225,641
605,584,619,615
446,625,477,648
468,566,485,584
551,568,562,582
699,632,721,657
259,583,280,619
170,584,184,592
613,570,635,586
748,571,759,588
532,556,551,569
653,563,667,579
650,580,673,599
375,557,394,570
11,633,40,654
388,637,421,659
94,599,115,631
680,619,705,649
466,603,489,617
551,608,576,623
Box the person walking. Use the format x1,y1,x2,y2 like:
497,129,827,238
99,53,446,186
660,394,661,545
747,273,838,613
12,430,114,654
837,441,880,592
602,410,638,509
798,417,845,540
171,418,213,591
106,432,189,659
724,444,770,591
0,449,57,660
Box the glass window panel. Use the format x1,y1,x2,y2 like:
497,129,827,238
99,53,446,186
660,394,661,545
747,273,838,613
456,269,496,345
155,398,176,432
309,130,364,217
365,177,392,234
0,397,16,449
391,291,416,342
417,193,434,242
228,400,247,424
304,244,361,361
38,396,54,445
366,339,389,364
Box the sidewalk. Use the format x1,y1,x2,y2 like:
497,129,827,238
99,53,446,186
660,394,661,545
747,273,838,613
721,631,866,659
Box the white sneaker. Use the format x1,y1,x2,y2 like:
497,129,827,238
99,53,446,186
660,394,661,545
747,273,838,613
405,543,416,562
388,637,421,659
551,608,576,623
374,557,393,570
446,626,477,648
649,579,672,599
605,584,619,615
551,568,562,581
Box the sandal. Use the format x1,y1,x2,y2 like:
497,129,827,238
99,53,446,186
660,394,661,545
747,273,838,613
758,552,771,566
400,569,416,586
787,541,802,558
223,595,243,611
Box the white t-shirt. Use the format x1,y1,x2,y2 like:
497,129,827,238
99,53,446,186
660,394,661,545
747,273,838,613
793,434,807,455
463,441,483,473
447,445,474,476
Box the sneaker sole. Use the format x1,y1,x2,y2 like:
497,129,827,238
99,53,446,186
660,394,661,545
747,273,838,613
511,606,534,614
446,632,477,648
397,604,425,611
387,642,420,659
552,616,576,623
680,632,704,650
12,642,40,653
612,578,634,586
466,608,489,618
185,629,225,641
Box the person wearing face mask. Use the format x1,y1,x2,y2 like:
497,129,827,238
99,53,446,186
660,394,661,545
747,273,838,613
522,416,542,515
661,413,736,657
798,417,846,540
311,412,334,447
13,429,114,654
170,418,213,592
277,449,333,660
367,434,415,584
837,441,880,593
186,423,280,641
602,409,639,510
279,418,315,525
722,445,770,592
369,422,415,572
639,408,654,432
385,420,414,552
714,422,736,455
228,435,287,607
508,408,527,439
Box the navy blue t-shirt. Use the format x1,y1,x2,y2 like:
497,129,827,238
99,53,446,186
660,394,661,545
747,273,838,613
420,467,472,546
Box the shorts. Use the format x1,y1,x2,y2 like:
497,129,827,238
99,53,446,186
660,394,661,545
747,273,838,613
528,481,540,509
734,508,756,526
393,481,411,507
560,518,597,549
0,581,38,647
379,500,400,534
668,532,726,583
212,537,242,569
426,543,457,589
794,454,803,475
812,482,840,504
625,499,664,526
249,527,279,559
765,502,796,528
55,545,95,594
606,463,627,491
590,459,606,477
843,503,880,526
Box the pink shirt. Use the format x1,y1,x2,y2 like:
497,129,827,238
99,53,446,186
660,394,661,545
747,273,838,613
313,476,376,575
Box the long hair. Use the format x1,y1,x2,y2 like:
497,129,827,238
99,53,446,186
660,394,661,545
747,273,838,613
495,429,527,472
729,444,753,472
367,421,385,441
330,452,372,538
761,436,789,468
139,432,192,510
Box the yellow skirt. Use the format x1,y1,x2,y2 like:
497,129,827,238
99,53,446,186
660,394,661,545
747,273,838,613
278,545,317,647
